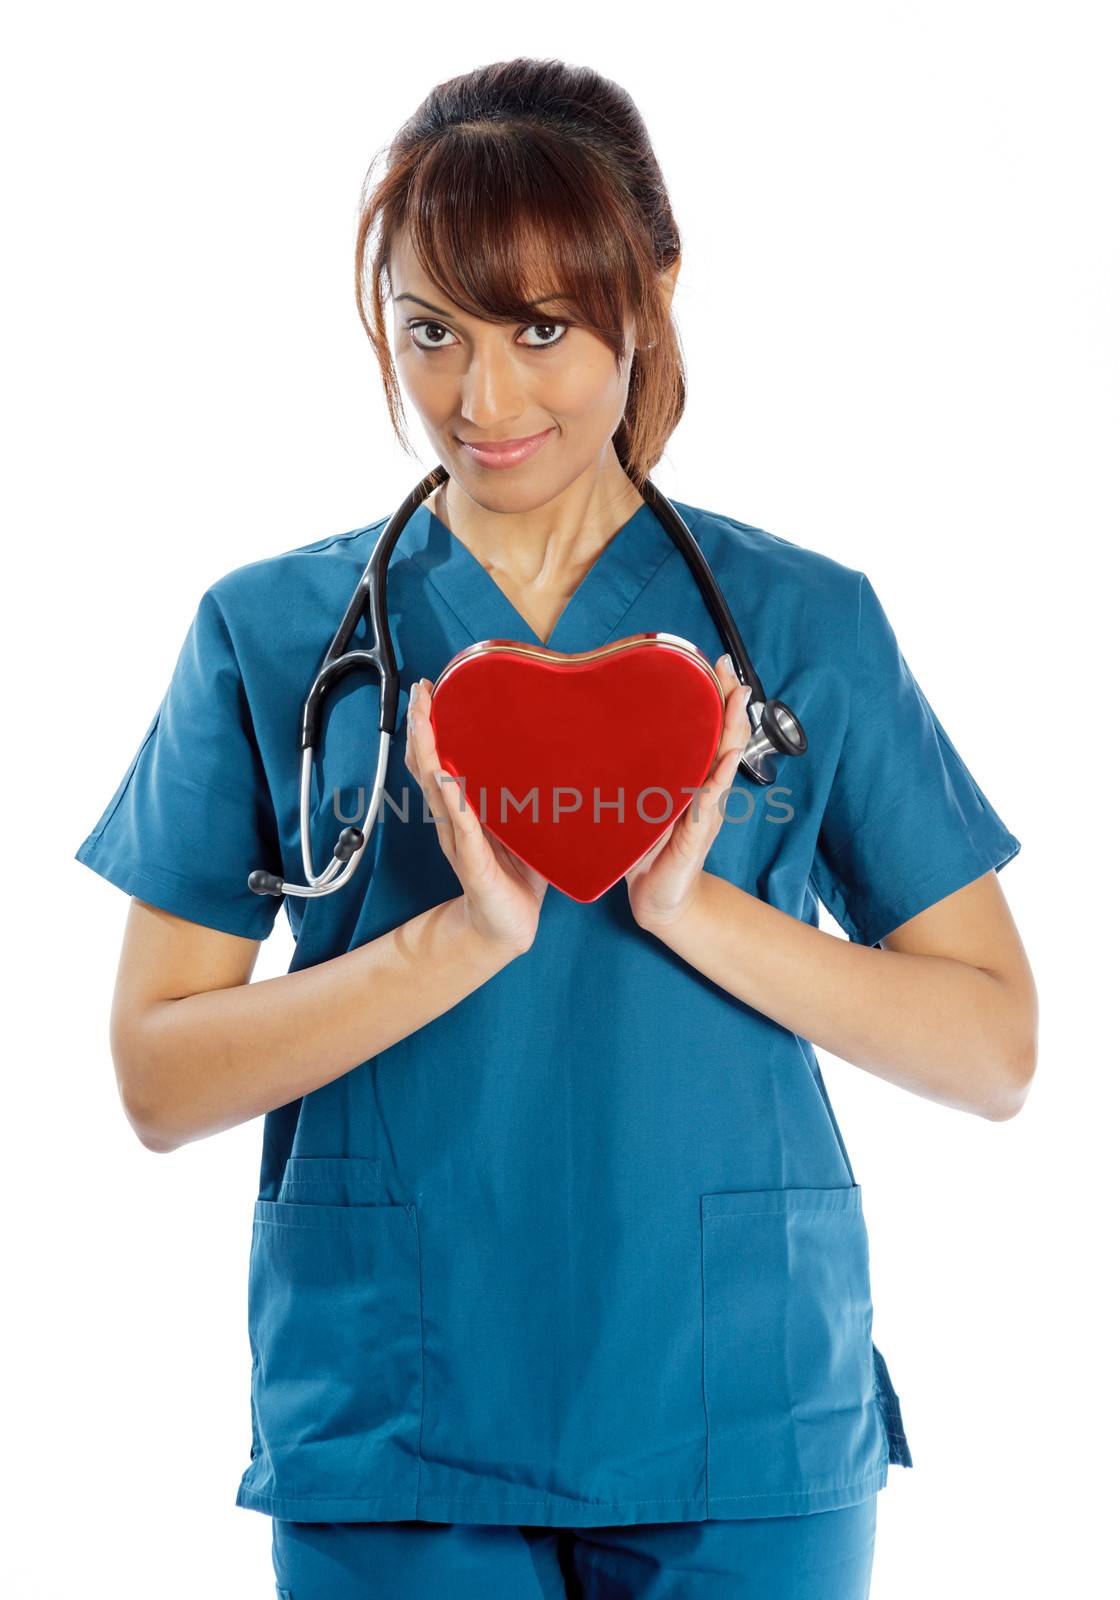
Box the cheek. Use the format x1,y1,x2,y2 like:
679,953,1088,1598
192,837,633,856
397,349,453,413
545,351,628,420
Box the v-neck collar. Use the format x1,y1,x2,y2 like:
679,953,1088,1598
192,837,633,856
397,496,677,654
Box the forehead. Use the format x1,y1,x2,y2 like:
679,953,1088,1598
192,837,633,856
388,234,449,305
387,231,426,286
388,228,559,315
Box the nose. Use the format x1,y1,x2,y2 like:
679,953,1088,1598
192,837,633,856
459,336,528,430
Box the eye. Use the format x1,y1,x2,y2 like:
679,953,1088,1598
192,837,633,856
408,321,459,352
518,322,568,350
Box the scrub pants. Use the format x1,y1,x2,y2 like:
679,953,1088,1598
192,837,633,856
271,1495,878,1599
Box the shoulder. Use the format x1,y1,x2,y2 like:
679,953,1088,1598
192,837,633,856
181,518,392,669
670,497,866,637
204,519,387,616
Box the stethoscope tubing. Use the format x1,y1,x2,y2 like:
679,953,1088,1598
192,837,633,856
250,464,807,900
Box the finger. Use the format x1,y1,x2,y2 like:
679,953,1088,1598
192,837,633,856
434,767,479,850
711,653,750,737
661,762,723,868
415,679,452,813
628,659,750,881
714,657,752,760
677,659,739,846
701,661,750,790
436,771,517,898
626,825,674,881
403,681,436,798
678,743,742,856
408,681,458,858
415,683,502,876
489,832,546,894
417,678,542,895
403,682,421,784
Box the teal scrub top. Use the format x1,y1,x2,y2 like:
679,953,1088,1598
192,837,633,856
74,494,1021,1526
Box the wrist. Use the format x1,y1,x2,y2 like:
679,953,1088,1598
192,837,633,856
635,870,713,943
448,893,534,963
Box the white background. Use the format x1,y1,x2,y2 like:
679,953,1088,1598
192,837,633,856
4,3,1115,1595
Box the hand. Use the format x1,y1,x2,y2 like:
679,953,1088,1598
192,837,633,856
624,654,752,933
405,676,548,953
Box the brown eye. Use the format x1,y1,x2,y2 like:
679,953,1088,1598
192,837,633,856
409,322,458,351
519,323,568,349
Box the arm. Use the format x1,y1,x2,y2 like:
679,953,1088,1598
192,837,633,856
111,893,525,1154
100,669,548,1156
635,867,1038,1122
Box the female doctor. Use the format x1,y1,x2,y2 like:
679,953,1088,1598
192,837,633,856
75,56,1038,1600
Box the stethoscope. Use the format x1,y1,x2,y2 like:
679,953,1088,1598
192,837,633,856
249,463,807,901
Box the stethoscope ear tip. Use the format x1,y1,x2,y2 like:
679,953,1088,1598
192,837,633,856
248,869,284,897
334,826,366,864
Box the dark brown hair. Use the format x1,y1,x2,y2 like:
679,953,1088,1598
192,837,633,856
354,57,685,488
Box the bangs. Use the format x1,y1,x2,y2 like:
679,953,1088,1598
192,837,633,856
397,124,646,346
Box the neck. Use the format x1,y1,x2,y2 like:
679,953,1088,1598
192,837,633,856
428,456,645,588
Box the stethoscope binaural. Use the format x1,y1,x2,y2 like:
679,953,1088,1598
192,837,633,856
249,463,808,901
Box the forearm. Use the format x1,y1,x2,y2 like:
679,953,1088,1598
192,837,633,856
124,896,522,1151
640,871,1028,1121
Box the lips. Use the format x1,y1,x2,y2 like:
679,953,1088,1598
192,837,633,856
458,427,554,469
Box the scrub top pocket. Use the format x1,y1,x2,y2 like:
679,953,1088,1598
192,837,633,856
239,1194,423,1516
275,1155,386,1206
701,1185,887,1516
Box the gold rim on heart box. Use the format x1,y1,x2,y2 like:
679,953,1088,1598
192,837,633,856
430,632,724,695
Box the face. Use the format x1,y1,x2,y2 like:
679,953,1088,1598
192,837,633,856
389,232,673,508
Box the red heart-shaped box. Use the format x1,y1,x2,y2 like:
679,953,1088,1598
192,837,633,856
428,633,726,902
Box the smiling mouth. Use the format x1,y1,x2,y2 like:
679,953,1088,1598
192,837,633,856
456,428,555,468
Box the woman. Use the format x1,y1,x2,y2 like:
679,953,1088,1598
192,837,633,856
74,56,1037,1600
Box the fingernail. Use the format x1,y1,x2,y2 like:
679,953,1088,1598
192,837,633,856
741,686,752,712
718,653,732,671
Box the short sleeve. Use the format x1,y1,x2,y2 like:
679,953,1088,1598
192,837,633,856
74,585,285,940
810,573,1021,948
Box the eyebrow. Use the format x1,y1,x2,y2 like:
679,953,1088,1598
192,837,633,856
393,292,567,319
